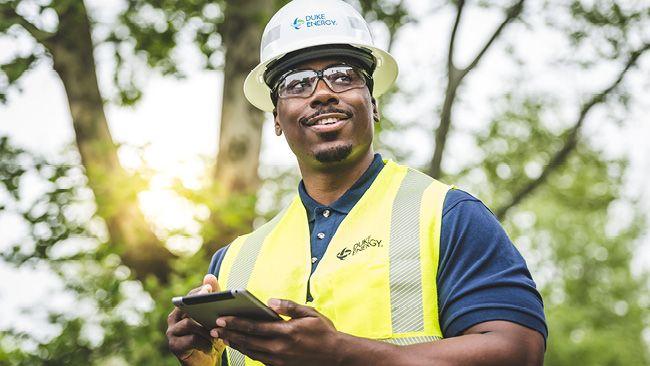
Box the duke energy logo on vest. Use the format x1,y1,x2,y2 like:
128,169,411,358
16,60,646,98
292,14,337,30
337,236,383,260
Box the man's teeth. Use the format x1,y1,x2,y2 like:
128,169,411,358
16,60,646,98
315,117,340,125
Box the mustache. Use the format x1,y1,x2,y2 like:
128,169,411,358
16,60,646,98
299,108,352,125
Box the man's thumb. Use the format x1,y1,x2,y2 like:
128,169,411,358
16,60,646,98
202,274,220,293
268,298,318,318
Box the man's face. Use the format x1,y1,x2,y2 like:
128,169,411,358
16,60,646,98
273,57,379,168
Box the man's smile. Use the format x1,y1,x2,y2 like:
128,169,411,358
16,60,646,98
301,111,352,134
305,115,349,134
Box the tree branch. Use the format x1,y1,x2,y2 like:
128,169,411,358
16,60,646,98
428,0,466,178
494,43,650,220
0,6,56,45
459,0,524,79
448,0,465,72
429,0,526,178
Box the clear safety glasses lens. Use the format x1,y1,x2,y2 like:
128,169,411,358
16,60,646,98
276,65,368,99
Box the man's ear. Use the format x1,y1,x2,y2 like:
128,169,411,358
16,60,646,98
371,97,380,122
273,108,282,136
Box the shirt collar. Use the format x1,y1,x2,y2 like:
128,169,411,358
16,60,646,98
298,153,385,222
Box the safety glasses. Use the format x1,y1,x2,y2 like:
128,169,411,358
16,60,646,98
272,64,370,100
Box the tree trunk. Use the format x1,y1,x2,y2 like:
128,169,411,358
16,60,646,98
205,0,274,254
429,72,460,179
46,1,174,283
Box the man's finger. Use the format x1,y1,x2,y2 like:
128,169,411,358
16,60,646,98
203,274,220,292
169,317,213,342
168,307,184,325
218,328,277,354
171,333,214,356
188,284,212,296
268,298,319,319
216,316,285,337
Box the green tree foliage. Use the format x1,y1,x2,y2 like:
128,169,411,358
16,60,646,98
0,0,225,104
1,0,649,364
0,136,214,364
455,96,649,364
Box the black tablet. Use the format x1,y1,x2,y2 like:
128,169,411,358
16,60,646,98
172,289,282,329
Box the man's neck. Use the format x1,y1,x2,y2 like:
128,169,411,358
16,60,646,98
299,149,375,206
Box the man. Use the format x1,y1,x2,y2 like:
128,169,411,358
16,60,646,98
166,0,547,365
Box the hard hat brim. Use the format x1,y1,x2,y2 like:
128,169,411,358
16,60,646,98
243,42,398,112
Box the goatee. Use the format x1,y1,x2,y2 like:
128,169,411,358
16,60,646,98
314,144,353,163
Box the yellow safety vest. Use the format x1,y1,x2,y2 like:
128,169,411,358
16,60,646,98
218,160,451,366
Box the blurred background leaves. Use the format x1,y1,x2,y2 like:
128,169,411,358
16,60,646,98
0,0,649,364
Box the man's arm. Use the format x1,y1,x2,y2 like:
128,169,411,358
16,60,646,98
337,320,544,366
213,299,544,366
436,190,547,340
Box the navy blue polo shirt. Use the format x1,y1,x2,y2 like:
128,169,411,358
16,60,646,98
208,154,547,360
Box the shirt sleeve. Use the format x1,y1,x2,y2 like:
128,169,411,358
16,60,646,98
207,245,230,279
437,190,548,341
206,245,230,366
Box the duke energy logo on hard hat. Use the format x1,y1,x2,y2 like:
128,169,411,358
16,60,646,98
292,18,305,29
291,13,337,30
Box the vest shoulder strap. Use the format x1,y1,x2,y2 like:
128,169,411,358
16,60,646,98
223,203,292,290
389,168,438,333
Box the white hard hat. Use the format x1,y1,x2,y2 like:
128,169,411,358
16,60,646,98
243,0,399,112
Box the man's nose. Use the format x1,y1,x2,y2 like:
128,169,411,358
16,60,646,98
309,78,338,108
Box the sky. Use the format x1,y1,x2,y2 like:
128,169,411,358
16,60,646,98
0,0,649,347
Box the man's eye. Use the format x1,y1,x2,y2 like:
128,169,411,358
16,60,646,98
287,79,310,91
331,73,352,84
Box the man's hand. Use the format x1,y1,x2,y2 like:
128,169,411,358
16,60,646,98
166,274,225,366
212,298,343,366
211,298,545,366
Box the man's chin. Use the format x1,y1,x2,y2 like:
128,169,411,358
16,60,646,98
313,144,353,163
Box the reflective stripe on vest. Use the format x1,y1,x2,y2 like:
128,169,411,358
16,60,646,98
226,209,287,366
226,208,288,290
219,161,450,365
389,169,433,333
383,335,443,345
